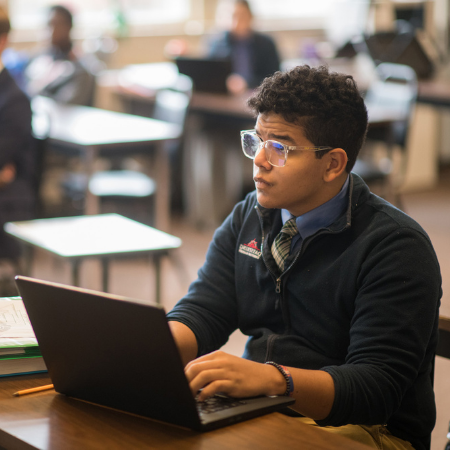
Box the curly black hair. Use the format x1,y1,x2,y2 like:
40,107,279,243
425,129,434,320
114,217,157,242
247,65,368,172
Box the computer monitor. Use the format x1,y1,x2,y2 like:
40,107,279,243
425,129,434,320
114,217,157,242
174,56,232,94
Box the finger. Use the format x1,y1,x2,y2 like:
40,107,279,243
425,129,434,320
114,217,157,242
185,352,230,381
189,368,227,396
196,380,233,402
185,351,221,373
185,358,222,382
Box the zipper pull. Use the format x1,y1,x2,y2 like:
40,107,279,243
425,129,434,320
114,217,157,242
275,278,281,294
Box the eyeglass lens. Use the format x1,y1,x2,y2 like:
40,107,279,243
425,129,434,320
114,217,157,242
241,133,286,167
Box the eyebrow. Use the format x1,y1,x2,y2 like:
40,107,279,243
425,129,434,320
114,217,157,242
254,129,296,144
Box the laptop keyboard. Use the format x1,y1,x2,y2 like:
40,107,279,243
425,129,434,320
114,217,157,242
196,393,247,415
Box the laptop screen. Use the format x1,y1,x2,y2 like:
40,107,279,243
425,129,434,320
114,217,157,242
174,56,232,94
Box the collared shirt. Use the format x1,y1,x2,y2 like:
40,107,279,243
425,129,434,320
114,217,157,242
281,176,350,253
231,36,252,84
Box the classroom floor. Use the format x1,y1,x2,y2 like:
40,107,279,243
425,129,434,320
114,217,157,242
18,165,450,450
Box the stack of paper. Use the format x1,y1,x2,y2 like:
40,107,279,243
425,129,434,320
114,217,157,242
0,297,47,376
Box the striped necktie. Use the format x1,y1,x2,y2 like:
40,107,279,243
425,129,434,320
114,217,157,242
271,217,298,271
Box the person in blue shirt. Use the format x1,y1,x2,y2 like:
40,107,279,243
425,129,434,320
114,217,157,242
207,0,280,94
167,65,442,450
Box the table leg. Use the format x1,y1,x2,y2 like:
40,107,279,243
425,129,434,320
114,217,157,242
154,141,170,232
71,260,81,287
84,145,100,215
154,254,162,305
22,245,34,276
101,259,109,292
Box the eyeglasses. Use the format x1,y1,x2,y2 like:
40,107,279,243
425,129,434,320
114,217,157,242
240,130,333,167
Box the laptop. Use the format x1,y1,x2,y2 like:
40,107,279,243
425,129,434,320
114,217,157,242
15,276,295,431
174,56,232,94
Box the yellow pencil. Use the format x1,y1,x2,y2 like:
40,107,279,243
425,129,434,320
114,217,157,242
13,384,54,397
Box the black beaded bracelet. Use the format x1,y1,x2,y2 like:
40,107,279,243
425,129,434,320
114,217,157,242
265,361,294,396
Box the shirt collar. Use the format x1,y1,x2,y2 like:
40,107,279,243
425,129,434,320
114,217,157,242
281,176,350,240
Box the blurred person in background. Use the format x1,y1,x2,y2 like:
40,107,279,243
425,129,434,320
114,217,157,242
0,7,36,292
207,0,280,94
24,5,96,106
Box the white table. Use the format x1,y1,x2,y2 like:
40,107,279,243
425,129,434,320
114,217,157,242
5,214,182,304
32,96,181,232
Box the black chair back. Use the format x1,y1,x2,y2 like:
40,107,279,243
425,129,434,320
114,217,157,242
437,316,450,360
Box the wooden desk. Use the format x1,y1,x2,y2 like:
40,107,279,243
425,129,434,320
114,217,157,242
190,90,405,126
0,374,371,450
31,96,181,232
418,79,450,107
4,214,181,304
115,61,407,125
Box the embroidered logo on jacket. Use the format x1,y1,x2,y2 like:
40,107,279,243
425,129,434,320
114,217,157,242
239,239,262,259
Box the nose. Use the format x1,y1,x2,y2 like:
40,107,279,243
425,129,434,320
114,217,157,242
253,142,271,170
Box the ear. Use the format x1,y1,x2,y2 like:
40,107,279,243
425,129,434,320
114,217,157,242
0,34,8,54
323,148,347,182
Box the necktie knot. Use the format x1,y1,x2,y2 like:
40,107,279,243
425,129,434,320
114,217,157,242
279,218,298,238
271,218,298,272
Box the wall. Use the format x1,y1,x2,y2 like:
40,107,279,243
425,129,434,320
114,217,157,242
102,28,324,69
7,0,448,192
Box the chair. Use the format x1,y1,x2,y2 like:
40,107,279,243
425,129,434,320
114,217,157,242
353,62,418,208
436,316,450,450
437,316,450,360
120,73,193,118
169,73,193,99
88,87,191,223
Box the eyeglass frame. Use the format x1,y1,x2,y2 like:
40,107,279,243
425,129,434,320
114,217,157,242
240,129,333,167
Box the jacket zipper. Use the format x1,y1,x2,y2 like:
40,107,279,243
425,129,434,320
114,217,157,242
254,178,355,356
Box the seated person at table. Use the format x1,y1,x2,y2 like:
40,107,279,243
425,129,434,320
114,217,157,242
0,8,36,265
167,65,441,450
23,5,95,106
207,0,280,94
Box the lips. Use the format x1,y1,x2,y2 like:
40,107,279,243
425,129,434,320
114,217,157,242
254,177,272,188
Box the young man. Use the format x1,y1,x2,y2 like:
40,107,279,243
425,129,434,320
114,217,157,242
167,65,441,450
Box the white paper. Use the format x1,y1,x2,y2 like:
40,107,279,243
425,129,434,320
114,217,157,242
0,298,36,341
